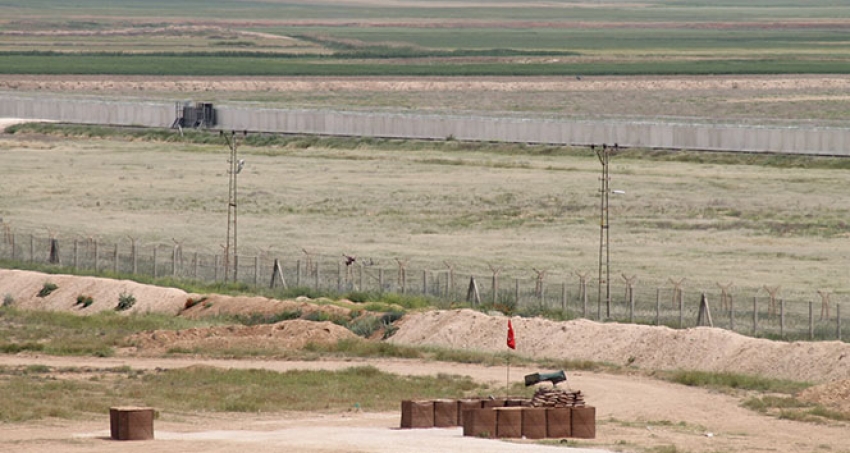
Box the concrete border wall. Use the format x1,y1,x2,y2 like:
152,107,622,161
2,94,848,156
0,95,174,128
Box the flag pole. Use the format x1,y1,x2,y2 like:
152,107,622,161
506,318,516,398
506,354,510,398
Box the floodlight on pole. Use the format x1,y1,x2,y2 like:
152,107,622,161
223,130,246,283
595,143,618,320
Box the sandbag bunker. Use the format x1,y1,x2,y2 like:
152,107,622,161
400,371,595,439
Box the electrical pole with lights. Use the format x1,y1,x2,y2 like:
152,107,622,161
223,130,246,282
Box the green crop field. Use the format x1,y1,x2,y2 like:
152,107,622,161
2,52,848,76
1,0,850,76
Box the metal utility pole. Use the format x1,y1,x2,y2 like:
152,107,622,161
223,131,245,282
595,144,614,319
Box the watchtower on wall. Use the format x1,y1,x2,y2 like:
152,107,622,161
172,102,216,129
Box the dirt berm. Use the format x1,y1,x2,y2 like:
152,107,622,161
2,269,849,411
389,309,850,385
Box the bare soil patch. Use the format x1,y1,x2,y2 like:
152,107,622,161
2,74,848,94
126,319,358,354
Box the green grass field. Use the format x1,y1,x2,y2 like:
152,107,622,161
2,0,850,75
2,52,848,76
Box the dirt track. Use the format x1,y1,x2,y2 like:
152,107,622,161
0,354,848,453
2,74,848,94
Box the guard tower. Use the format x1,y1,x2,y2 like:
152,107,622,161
172,102,216,129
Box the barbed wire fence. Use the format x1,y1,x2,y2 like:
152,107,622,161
0,228,843,342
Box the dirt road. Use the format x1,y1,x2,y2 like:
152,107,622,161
1,354,847,453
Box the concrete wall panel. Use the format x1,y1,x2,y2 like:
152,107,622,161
3,94,850,156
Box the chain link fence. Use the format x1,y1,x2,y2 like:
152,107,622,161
0,229,843,342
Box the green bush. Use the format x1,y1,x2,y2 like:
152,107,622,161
116,292,136,311
235,309,302,326
37,282,58,297
75,294,94,308
347,316,382,338
2,293,13,307
345,291,374,303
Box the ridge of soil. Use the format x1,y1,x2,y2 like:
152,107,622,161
389,309,850,385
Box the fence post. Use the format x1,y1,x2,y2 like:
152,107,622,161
113,244,118,274
10,233,15,260
753,296,758,336
652,288,658,325
73,240,78,269
540,283,545,308
780,298,785,338
172,247,178,277
93,239,98,272
561,282,567,312
837,303,842,341
583,285,588,319
729,294,735,331
30,234,34,262
296,260,301,286
234,255,239,282
491,272,498,304
254,256,260,286
152,245,157,278
809,301,814,340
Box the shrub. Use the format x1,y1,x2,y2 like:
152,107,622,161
347,316,382,338
345,291,374,303
236,310,302,326
75,294,94,308
2,293,14,307
37,282,58,297
116,292,136,311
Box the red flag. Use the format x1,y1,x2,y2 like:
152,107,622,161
507,320,516,350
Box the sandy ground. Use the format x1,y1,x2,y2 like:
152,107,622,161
0,354,848,453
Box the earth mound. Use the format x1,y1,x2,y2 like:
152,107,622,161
388,309,850,384
179,294,353,320
4,268,850,394
126,319,359,355
799,379,850,414
0,269,191,314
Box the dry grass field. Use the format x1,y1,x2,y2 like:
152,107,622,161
2,74,850,124
1,126,848,302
